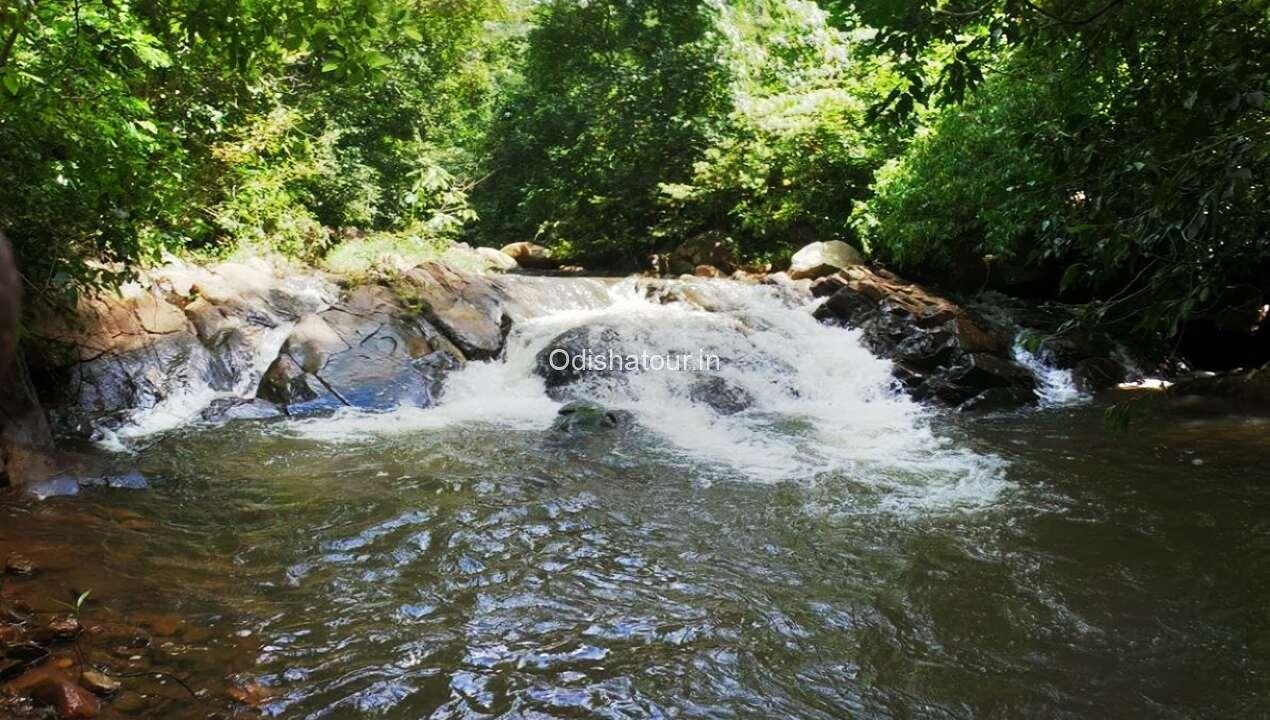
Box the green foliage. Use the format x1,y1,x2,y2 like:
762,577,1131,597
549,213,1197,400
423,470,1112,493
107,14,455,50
0,0,505,299
1,0,1266,352
860,0,1269,339
658,0,900,260
477,0,731,266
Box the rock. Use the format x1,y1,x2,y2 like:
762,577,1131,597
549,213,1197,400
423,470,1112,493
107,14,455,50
257,285,456,416
499,242,558,270
5,663,101,718
476,246,519,272
1167,364,1270,413
1071,357,1126,393
78,671,120,696
814,265,1035,407
693,265,724,278
688,376,753,415
4,555,36,576
668,232,738,275
534,325,624,394
25,256,336,437
398,263,512,360
809,273,848,298
552,402,629,433
32,617,81,644
788,241,864,280
200,398,284,422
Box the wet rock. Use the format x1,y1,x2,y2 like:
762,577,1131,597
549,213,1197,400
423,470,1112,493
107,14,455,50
26,257,336,437
1167,363,1270,414
958,385,1038,413
814,266,1035,407
535,325,624,393
4,555,36,576
257,286,454,416
398,263,512,360
668,232,738,275
809,273,848,298
78,671,120,696
788,241,864,280
5,663,101,718
200,397,284,422
1071,357,1126,393
499,242,558,270
688,376,754,415
32,617,81,644
21,473,79,499
552,402,630,433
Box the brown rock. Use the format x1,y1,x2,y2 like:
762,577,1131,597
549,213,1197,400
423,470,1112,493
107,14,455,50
498,242,559,270
5,663,101,718
693,265,724,278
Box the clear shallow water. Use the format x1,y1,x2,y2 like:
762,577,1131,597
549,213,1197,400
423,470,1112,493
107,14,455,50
2,279,1268,718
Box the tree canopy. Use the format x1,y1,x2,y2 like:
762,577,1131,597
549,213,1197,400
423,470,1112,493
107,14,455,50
2,0,1266,349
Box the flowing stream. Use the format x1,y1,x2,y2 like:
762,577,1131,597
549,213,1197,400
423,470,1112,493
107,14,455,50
2,277,1267,718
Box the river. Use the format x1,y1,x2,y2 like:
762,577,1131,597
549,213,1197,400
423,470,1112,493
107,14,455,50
2,277,1267,718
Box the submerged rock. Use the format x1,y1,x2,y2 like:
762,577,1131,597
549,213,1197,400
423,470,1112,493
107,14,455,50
78,671,120,696
814,266,1036,408
5,663,101,718
787,241,864,280
552,401,630,433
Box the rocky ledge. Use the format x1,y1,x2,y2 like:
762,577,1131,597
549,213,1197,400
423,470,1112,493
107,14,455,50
26,258,513,438
811,265,1039,410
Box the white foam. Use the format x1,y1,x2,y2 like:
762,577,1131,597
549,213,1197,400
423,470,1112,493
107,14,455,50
289,278,1011,510
1012,340,1087,408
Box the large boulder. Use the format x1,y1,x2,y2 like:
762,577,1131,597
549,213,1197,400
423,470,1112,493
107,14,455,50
499,242,558,270
787,241,864,280
256,286,457,416
398,262,512,360
814,266,1036,408
1167,363,1270,413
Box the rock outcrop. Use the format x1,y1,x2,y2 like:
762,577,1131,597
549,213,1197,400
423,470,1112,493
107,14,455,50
27,258,512,435
813,265,1037,408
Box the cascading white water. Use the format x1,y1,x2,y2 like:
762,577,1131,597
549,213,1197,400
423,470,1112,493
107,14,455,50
1011,340,1086,407
294,277,1009,511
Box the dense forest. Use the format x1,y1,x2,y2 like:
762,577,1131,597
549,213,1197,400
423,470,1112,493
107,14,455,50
1,0,1267,353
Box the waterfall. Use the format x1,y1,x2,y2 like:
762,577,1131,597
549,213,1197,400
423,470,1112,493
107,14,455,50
292,277,1009,509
